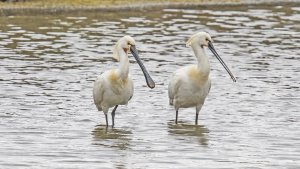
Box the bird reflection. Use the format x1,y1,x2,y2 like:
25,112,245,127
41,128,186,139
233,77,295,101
167,121,209,146
114,161,127,169
92,125,132,150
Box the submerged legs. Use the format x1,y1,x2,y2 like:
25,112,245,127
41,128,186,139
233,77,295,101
195,113,199,125
105,113,108,127
103,107,109,128
175,109,179,124
195,104,203,125
103,105,119,128
111,105,119,128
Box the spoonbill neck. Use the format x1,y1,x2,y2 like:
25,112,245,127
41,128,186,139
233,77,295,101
191,43,210,75
116,47,129,80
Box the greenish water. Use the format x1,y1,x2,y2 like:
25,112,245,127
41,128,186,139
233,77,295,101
0,4,299,169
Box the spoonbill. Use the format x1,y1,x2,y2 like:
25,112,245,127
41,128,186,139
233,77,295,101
168,32,236,125
93,36,155,127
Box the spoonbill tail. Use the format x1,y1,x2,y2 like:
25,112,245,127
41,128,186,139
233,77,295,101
168,32,236,125
93,36,155,127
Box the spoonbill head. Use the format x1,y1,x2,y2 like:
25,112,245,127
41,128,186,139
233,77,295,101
186,31,213,48
93,35,155,127
112,35,135,61
168,32,236,125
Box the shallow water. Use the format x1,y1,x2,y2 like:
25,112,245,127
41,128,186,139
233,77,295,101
0,4,300,169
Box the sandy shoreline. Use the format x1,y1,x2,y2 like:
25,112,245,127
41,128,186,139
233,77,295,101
0,0,299,16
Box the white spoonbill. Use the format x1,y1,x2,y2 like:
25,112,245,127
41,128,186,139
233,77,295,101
168,32,236,125
93,36,155,127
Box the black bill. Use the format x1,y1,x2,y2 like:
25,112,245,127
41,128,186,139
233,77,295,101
130,45,155,88
208,42,236,82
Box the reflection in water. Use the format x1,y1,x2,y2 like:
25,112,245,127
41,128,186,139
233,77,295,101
113,161,128,169
0,3,299,169
167,121,209,146
92,125,132,150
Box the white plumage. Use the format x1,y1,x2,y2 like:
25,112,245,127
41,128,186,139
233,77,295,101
168,32,236,125
93,36,155,127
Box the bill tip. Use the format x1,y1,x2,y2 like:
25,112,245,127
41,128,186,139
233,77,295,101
148,84,155,89
147,81,155,89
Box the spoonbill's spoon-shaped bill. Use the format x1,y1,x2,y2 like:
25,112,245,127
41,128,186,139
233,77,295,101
207,42,236,82
130,45,155,88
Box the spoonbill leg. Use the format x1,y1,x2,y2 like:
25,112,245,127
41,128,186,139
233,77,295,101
111,105,119,127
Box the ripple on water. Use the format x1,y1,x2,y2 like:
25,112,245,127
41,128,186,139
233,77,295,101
0,4,300,169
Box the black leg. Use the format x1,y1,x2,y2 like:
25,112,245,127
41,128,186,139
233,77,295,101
195,105,202,125
105,113,108,128
175,110,178,124
111,105,118,128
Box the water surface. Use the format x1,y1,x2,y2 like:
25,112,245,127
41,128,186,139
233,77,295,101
0,4,299,169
